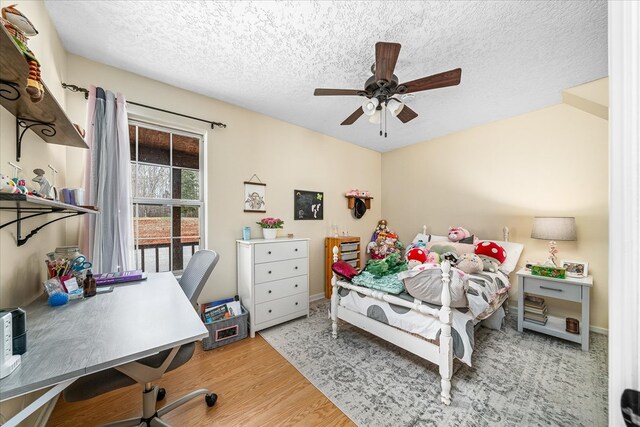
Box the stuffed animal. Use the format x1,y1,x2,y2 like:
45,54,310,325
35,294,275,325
0,173,20,194
447,226,470,242
365,253,407,278
367,219,403,260
475,241,507,272
426,252,440,264
405,247,428,269
456,253,484,274
1,4,43,102
478,255,500,273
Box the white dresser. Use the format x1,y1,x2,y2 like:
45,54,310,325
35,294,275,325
237,238,310,337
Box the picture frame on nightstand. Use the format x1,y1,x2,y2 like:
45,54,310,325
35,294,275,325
560,259,589,278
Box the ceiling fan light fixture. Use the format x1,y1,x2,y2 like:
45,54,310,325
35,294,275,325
387,98,404,117
368,110,381,124
362,98,379,116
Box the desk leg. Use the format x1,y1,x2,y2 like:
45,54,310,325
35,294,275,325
582,286,590,351
517,275,524,332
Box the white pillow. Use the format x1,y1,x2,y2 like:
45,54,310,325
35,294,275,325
490,240,524,275
412,233,449,244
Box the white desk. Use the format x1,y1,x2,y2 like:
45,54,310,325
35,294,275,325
0,273,208,424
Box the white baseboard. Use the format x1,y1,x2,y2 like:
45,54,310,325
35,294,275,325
309,292,325,302
508,305,608,336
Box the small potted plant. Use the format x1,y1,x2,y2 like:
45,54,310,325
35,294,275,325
257,217,284,239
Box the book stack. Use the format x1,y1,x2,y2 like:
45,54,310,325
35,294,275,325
201,297,243,324
524,294,548,325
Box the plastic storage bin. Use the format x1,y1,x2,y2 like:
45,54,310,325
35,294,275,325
202,305,249,350
341,243,358,251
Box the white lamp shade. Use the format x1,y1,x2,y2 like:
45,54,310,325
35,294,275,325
368,110,381,124
387,98,404,117
531,217,577,241
362,98,379,116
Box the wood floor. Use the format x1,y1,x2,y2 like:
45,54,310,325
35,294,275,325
48,335,353,427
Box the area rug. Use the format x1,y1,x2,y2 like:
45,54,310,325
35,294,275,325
259,300,607,426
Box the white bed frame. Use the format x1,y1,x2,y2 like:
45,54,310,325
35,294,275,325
329,225,510,405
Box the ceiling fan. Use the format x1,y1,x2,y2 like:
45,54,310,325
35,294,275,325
314,42,462,137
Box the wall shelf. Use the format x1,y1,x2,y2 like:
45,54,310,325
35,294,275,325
0,25,88,161
0,194,98,247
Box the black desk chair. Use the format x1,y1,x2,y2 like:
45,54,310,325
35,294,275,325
63,250,220,427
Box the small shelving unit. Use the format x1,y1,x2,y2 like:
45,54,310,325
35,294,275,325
0,194,98,247
324,236,361,298
0,25,88,161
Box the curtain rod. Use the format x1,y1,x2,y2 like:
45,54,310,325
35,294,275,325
61,83,227,129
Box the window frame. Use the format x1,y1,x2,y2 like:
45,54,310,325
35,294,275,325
129,118,206,274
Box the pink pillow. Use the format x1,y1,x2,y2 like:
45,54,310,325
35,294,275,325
332,261,359,281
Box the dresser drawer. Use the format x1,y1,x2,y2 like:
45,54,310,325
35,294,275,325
523,277,581,302
255,258,308,284
255,241,307,264
254,292,308,324
255,276,308,304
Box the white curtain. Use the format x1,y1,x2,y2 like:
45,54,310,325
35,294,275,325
609,1,640,425
80,86,133,273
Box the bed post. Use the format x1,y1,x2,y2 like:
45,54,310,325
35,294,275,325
439,260,453,405
331,246,339,339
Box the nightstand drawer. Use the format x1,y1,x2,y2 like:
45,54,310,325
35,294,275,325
523,277,581,302
255,241,307,263
254,276,308,303
255,259,308,284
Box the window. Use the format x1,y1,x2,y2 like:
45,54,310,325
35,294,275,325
129,121,204,273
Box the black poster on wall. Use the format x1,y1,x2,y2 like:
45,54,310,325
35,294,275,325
294,190,323,220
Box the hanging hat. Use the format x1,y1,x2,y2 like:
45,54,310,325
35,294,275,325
353,198,367,219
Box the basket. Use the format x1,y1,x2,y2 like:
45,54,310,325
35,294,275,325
201,305,248,350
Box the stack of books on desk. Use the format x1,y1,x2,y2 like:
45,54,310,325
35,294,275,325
524,294,548,325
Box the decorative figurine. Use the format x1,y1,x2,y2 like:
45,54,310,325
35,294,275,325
32,168,52,198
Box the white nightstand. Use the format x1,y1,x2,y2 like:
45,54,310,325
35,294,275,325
516,269,593,351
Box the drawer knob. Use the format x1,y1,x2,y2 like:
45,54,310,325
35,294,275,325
540,286,562,292
295,284,298,288
295,248,298,252
268,271,272,274
268,309,272,313
268,290,272,294
295,302,299,306
268,251,272,254
294,266,298,270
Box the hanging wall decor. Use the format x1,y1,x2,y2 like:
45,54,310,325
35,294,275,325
294,190,323,220
244,175,266,212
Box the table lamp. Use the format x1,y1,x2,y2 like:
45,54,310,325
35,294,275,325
531,217,577,267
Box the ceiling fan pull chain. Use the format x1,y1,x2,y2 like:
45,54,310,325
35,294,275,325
384,106,388,138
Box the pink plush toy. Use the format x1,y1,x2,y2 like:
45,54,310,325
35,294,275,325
448,226,471,242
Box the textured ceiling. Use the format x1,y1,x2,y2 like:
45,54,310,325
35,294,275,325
45,1,607,152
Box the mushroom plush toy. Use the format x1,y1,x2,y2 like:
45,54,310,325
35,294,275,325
406,247,428,269
475,241,507,273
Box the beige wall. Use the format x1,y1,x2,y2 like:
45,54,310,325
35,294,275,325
0,1,71,423
381,103,608,329
0,0,69,308
64,54,382,304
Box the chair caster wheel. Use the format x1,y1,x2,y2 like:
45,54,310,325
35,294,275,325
205,393,217,407
157,388,166,401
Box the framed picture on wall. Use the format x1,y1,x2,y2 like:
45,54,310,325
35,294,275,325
560,260,589,278
294,190,323,220
244,182,266,212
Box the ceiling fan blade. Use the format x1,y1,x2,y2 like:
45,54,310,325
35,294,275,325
396,105,419,123
314,88,363,96
375,42,401,82
341,107,364,125
400,68,462,93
